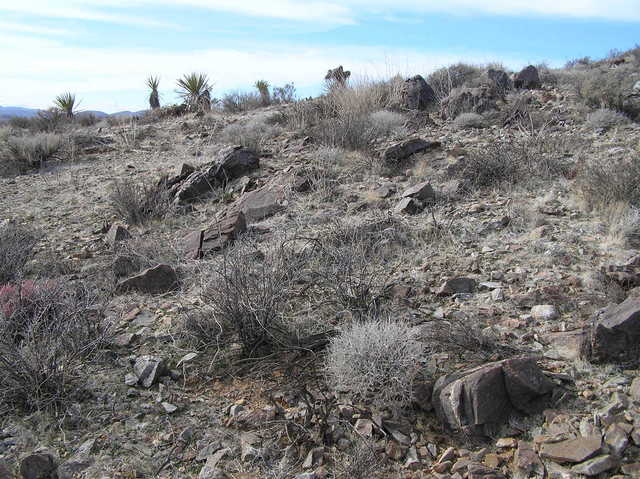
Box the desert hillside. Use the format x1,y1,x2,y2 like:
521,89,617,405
1,50,640,479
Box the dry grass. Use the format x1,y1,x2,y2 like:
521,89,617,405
453,112,487,130
585,108,630,129
427,62,485,101
109,177,174,225
6,133,64,173
577,156,640,211
0,223,40,283
220,116,282,153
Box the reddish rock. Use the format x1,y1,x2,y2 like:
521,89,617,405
236,187,284,222
184,211,247,259
539,436,602,463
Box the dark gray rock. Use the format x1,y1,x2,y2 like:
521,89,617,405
116,264,178,294
591,297,640,364
394,197,421,215
402,75,436,110
514,65,541,89
105,224,130,247
382,138,439,164
487,69,512,92
440,86,499,120
133,355,167,388
20,453,57,479
436,277,477,296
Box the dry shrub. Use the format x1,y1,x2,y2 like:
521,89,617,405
220,117,281,153
579,65,640,120
6,133,64,172
0,223,39,283
578,156,640,211
325,317,424,409
427,63,484,101
602,202,640,248
109,177,174,225
0,280,111,412
585,108,630,129
457,135,574,191
332,437,383,479
222,91,262,113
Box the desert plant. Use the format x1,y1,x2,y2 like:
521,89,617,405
176,73,212,112
221,91,262,113
0,223,39,283
332,437,383,479
579,65,640,120
325,317,424,409
76,113,98,127
453,112,487,130
147,75,161,109
578,156,640,211
0,280,111,412
585,108,629,129
54,92,78,119
272,83,296,103
109,177,174,225
220,117,281,153
254,79,271,106
427,63,484,101
7,133,64,171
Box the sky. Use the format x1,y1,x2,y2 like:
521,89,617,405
1,1,639,113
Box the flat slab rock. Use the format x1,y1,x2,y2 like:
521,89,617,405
382,138,440,163
539,435,602,463
116,264,178,294
236,186,284,222
183,211,247,259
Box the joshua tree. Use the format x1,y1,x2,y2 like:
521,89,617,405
176,73,213,112
54,92,78,119
147,75,160,109
325,66,351,88
254,80,270,105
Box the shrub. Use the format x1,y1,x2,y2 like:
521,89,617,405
585,108,629,129
272,83,296,103
221,91,262,113
332,437,382,479
325,317,424,409
54,92,78,118
578,156,640,211
453,112,487,130
0,223,39,283
368,110,406,138
76,113,99,127
220,117,281,153
8,116,33,129
579,65,640,120
6,133,64,171
192,241,309,356
109,177,174,225
0,280,111,412
427,63,484,101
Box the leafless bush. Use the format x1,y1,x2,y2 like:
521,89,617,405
0,280,111,412
453,112,487,130
457,135,574,190
272,83,296,103
325,317,424,409
76,113,99,127
222,91,262,113
578,156,640,211
220,117,281,153
427,63,484,101
192,241,310,357
585,108,630,129
332,437,383,479
579,65,640,120
109,177,174,225
0,223,39,283
6,133,64,172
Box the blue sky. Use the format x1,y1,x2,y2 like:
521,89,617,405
1,1,639,113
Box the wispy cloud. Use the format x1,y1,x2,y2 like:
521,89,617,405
0,21,72,36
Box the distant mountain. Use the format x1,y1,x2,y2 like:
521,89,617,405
0,106,146,121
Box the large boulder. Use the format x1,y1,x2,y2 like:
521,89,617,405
591,297,640,364
514,65,541,89
432,357,554,436
382,138,440,164
440,86,499,120
213,146,260,181
402,75,436,110
236,186,284,223
487,69,512,92
20,453,57,479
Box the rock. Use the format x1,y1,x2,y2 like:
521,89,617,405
133,355,167,388
440,86,499,120
116,263,178,294
404,447,420,470
20,453,57,479
539,436,602,463
302,447,324,469
571,454,618,476
172,169,216,203
513,441,544,479
183,211,246,259
631,377,640,402
236,186,284,222
112,255,139,278
402,75,436,110
632,428,640,446
531,304,559,321
394,197,421,215
354,419,374,437
402,182,435,202
199,449,230,479
633,80,640,93
105,224,130,246
467,462,506,479
495,438,516,448
436,277,477,296
0,460,12,478
543,330,588,360
214,146,260,178
514,65,541,89
487,69,512,91
57,439,96,479
591,297,640,364
124,373,138,386
161,402,178,414
382,138,439,164
622,463,640,476
604,424,629,456
432,357,554,435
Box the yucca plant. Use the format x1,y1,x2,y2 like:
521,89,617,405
147,75,160,109
54,92,78,119
254,79,270,106
176,73,212,112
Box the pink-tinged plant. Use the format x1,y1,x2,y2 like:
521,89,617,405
0,280,50,318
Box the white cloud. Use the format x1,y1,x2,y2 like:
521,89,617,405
0,21,72,36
